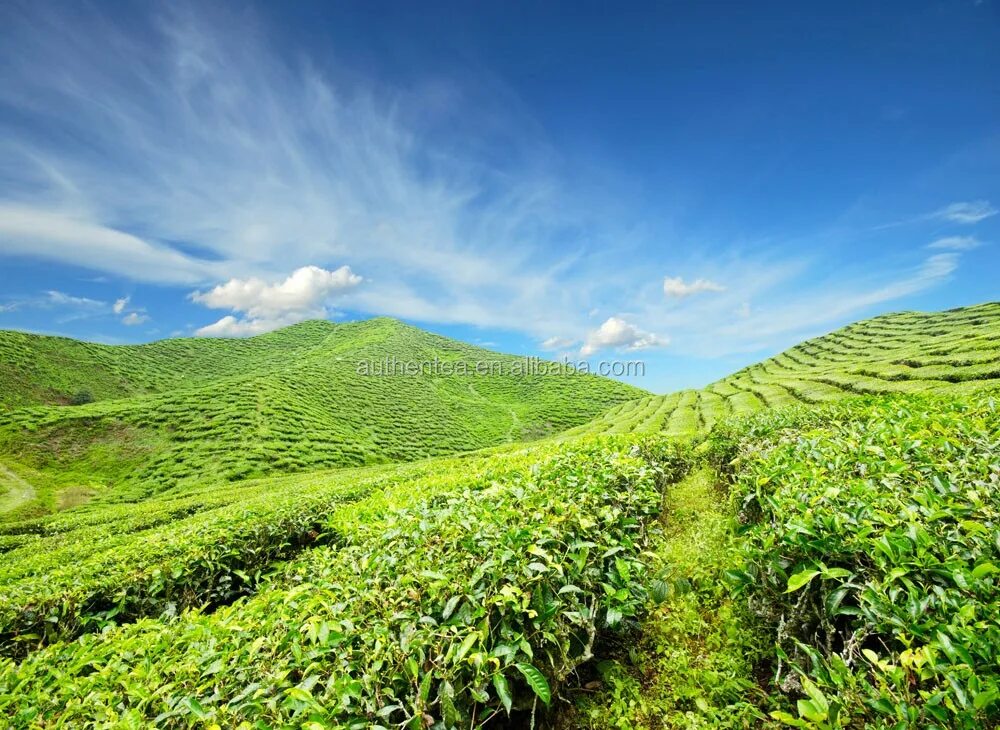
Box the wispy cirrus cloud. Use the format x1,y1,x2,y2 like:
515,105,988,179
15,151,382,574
926,236,984,251
0,3,596,339
874,199,998,230
0,205,222,284
1,290,153,327
713,253,959,345
933,200,997,224
0,2,989,362
0,290,106,324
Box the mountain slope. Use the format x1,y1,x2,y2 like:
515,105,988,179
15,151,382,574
561,301,1000,439
0,320,342,409
0,318,644,506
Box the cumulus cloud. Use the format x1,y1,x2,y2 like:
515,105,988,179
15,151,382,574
113,296,129,314
192,315,285,337
191,265,362,337
926,236,983,251
580,317,668,356
933,200,997,225
121,312,149,326
539,336,577,351
663,276,725,298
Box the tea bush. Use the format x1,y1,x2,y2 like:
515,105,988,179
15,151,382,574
712,393,1000,728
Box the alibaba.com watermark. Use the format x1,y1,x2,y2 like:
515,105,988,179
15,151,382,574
356,355,646,378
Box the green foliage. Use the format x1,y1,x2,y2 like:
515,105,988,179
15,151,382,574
0,318,643,506
711,392,1000,728
0,435,691,727
563,469,770,729
67,389,93,406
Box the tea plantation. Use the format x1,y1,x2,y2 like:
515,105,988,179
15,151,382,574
0,317,643,512
0,303,998,728
561,300,1000,440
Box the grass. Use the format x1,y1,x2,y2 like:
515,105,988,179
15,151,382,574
0,317,644,509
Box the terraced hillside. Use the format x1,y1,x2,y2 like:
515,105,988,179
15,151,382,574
0,318,643,510
562,301,1000,439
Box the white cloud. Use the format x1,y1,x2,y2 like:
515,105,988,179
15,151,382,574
113,296,129,314
193,315,277,337
539,336,576,351
191,265,361,336
121,312,149,326
926,235,983,251
45,290,105,310
0,290,109,318
0,205,222,284
663,276,725,298
580,316,669,356
933,200,997,224
0,289,113,324
0,4,987,363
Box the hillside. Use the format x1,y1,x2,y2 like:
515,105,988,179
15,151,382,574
0,318,644,509
562,301,1000,439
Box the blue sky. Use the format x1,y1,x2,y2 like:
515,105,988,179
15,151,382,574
0,1,997,393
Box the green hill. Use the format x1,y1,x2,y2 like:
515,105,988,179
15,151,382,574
561,301,1000,439
0,318,644,509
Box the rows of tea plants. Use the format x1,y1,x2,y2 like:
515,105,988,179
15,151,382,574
0,317,642,506
0,455,540,655
0,435,691,727
559,302,1000,440
0,443,567,657
0,465,374,656
0,320,340,409
707,392,1000,728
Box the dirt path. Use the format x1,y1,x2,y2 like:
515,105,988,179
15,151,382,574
0,462,36,513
